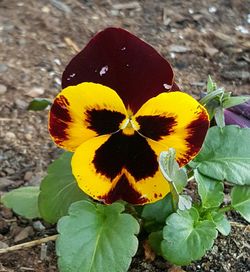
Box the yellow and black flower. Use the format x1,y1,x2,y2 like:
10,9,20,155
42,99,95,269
49,28,209,205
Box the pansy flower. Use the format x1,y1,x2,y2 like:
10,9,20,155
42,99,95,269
49,28,209,205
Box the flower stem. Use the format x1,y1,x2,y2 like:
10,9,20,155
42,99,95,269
219,205,233,213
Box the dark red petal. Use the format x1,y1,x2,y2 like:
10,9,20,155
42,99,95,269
62,27,175,112
170,82,181,92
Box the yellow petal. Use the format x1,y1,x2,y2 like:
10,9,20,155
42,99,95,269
134,91,209,166
49,82,127,151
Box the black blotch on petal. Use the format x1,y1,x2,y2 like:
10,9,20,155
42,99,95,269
136,115,177,140
102,174,148,204
86,109,125,135
93,131,158,180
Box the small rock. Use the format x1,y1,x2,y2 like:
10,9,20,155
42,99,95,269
5,131,16,140
42,6,50,13
0,241,9,249
0,63,8,73
26,86,45,97
204,46,219,57
50,0,71,13
208,6,217,13
0,84,7,94
24,171,33,181
211,245,218,254
33,221,46,231
25,133,32,140
54,77,61,86
235,25,249,34
168,266,186,272
169,45,191,53
14,226,34,242
222,70,250,81
15,98,28,109
0,220,9,235
0,177,14,191
5,168,15,175
113,2,141,10
0,207,13,219
54,58,61,65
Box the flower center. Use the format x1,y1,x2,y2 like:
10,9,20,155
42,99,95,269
120,115,140,135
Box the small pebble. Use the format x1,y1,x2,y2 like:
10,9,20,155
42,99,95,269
0,207,13,219
0,63,8,73
0,241,9,249
24,171,33,181
25,133,32,140
169,45,191,53
14,226,34,242
26,86,45,97
0,84,7,95
33,221,46,231
15,98,28,109
5,131,16,140
5,168,15,175
0,220,9,235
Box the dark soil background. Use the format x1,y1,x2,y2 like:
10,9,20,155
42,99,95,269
0,0,249,271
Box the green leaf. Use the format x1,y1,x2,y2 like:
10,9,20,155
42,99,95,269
178,195,192,211
39,152,88,223
204,100,219,119
214,106,225,127
27,98,52,111
191,126,250,185
209,211,231,236
57,200,139,272
161,207,217,265
199,89,224,106
231,185,250,222
142,193,173,231
159,149,188,193
1,186,40,219
194,170,224,208
207,75,216,93
223,96,250,109
148,231,163,256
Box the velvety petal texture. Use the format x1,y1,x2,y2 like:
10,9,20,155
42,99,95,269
49,82,209,204
135,92,209,166
49,82,127,151
62,27,176,112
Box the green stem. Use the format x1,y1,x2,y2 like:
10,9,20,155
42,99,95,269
218,205,233,213
199,88,224,105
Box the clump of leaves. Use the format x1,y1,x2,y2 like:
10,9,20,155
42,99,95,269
2,77,250,270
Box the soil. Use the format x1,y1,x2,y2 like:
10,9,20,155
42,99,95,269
0,0,249,271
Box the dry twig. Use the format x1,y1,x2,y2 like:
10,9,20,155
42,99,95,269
0,235,58,254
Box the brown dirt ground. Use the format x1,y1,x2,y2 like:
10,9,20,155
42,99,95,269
0,0,249,271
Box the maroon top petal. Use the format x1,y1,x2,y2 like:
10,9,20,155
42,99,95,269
62,27,175,112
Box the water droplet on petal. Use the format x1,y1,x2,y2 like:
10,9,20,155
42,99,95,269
99,65,109,76
163,83,172,90
121,46,126,51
